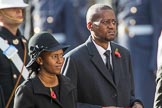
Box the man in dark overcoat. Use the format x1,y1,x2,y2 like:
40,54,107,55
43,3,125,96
62,4,143,108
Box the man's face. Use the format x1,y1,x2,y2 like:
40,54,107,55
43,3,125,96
89,9,117,44
0,8,24,25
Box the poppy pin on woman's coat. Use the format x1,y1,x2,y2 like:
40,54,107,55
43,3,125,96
50,88,56,99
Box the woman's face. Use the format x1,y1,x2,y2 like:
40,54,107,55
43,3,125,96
37,49,64,75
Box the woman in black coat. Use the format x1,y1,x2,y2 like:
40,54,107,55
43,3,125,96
14,32,77,108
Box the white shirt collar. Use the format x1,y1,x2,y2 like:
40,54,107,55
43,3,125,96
92,40,112,55
92,40,112,66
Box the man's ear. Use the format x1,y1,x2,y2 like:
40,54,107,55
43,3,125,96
87,22,92,30
87,21,99,31
0,12,2,20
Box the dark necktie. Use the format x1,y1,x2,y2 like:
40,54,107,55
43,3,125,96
104,50,112,70
104,50,114,81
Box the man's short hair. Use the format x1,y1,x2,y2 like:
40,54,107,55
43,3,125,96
86,4,113,23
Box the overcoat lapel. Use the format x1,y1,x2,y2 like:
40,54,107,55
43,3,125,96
86,37,116,88
111,43,123,86
59,75,76,103
91,53,116,86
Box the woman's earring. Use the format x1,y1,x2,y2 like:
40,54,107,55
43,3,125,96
40,62,43,65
